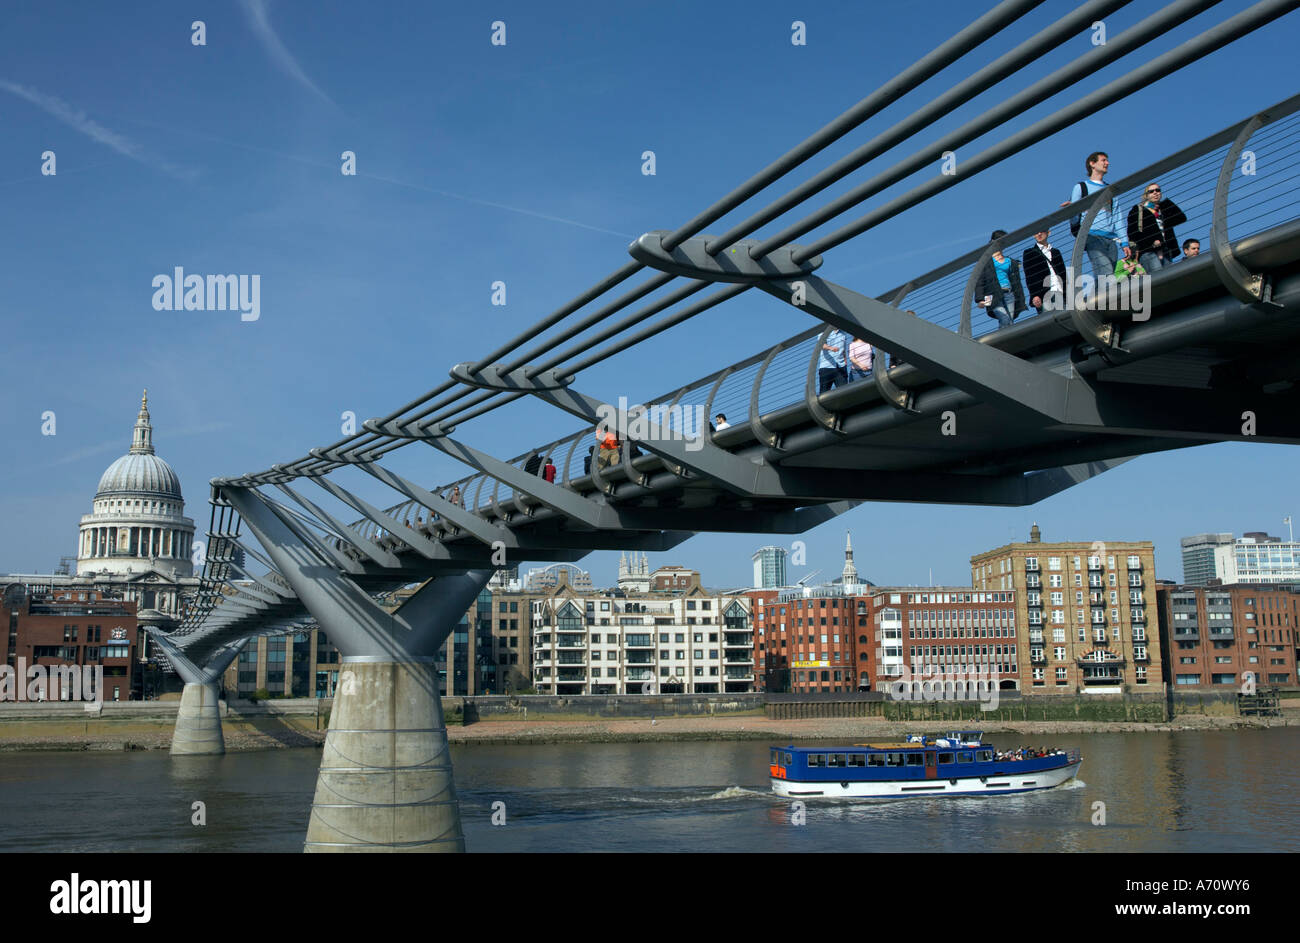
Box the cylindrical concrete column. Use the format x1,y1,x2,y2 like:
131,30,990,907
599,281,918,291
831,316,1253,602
170,682,226,755
304,659,464,853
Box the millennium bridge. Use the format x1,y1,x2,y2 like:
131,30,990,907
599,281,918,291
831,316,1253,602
157,0,1300,850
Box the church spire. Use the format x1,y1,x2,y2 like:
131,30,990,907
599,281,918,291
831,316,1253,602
130,390,155,455
841,530,859,585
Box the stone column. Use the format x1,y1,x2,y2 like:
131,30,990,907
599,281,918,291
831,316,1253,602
170,682,225,755
304,659,463,853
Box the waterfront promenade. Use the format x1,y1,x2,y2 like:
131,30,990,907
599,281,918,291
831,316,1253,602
3,699,1296,752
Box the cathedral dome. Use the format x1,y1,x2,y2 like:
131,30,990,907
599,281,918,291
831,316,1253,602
94,392,183,500
96,453,183,499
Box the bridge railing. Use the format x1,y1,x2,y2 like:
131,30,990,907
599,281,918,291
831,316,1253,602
350,92,1300,539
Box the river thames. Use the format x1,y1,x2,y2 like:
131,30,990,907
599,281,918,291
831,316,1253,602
0,729,1295,852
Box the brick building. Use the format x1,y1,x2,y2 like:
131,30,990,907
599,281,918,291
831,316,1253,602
1,586,138,701
970,525,1159,692
879,585,1020,690
1156,583,1299,687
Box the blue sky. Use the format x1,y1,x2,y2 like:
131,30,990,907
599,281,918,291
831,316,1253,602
2,0,1298,587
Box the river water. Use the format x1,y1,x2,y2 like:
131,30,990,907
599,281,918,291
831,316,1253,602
0,730,1295,852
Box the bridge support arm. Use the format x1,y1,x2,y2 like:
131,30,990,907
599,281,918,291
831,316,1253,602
756,276,1079,424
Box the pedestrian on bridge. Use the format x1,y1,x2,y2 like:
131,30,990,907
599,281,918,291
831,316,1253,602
1063,152,1128,287
1022,230,1067,312
543,457,557,482
818,327,849,393
848,337,873,381
975,231,1027,329
595,423,621,471
1127,182,1186,271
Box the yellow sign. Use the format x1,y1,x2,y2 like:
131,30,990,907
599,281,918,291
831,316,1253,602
792,660,828,668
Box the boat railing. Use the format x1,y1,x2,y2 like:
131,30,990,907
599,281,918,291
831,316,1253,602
1066,749,1082,765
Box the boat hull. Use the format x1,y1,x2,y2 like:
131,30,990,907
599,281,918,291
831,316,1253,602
771,760,1081,799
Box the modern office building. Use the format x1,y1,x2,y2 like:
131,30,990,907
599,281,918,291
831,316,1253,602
1181,533,1234,585
970,525,1160,692
225,628,341,699
1156,583,1298,687
1211,532,1300,585
752,546,787,589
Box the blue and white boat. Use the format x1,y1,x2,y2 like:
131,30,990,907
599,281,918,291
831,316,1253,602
769,730,1081,798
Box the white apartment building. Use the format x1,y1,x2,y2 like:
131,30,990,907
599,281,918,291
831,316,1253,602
530,587,755,694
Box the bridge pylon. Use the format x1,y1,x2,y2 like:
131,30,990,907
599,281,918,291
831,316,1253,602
224,484,490,852
149,631,245,756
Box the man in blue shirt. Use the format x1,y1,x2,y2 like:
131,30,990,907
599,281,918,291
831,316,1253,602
1063,152,1128,289
818,327,849,394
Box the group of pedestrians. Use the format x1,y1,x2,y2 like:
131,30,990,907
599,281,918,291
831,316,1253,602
523,452,557,482
974,150,1198,328
817,328,876,393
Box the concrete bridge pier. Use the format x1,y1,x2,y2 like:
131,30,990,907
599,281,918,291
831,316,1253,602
171,682,227,755
225,483,495,851
305,657,462,852
148,631,244,757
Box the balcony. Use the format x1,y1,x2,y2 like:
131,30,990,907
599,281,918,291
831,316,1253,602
556,653,586,665
1030,651,1046,664
725,668,754,680
1081,670,1124,683
625,668,654,682
1128,576,1144,588
1208,627,1235,640
556,669,586,682
724,636,754,648
1025,576,1041,588
1028,631,1044,644
724,653,754,665
625,654,654,665
1127,559,1143,570
1077,654,1125,667
1131,609,1146,623
624,638,655,649
1133,649,1150,662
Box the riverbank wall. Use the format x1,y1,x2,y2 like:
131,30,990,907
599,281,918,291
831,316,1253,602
1,690,1293,751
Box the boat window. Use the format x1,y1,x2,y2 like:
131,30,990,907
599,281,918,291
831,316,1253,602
905,753,924,766
847,754,865,767
925,753,936,768
828,753,847,767
784,752,792,766
771,749,779,765
807,754,825,767
867,754,886,767
958,752,973,763
977,750,993,762
886,753,905,766
938,752,955,764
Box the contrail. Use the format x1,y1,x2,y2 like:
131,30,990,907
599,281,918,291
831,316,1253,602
129,120,634,240
239,0,334,105
0,80,194,179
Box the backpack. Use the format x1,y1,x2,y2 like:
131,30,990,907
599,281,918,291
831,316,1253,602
1069,180,1089,237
